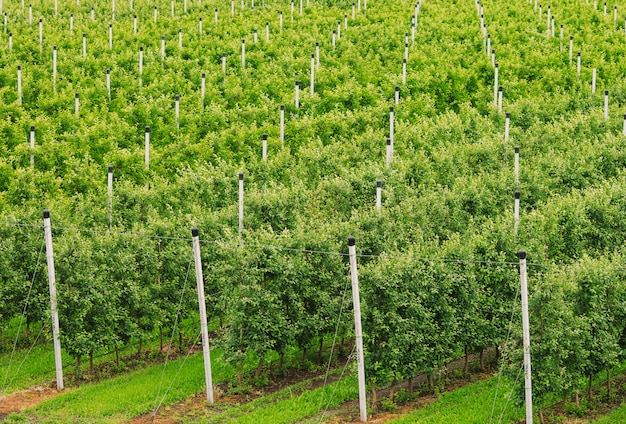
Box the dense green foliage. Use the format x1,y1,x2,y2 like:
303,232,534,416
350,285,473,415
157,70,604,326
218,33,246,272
1,0,626,419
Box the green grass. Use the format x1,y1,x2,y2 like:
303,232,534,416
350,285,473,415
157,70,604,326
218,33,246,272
26,348,240,423
593,404,626,423
0,316,204,394
216,375,358,424
388,376,524,424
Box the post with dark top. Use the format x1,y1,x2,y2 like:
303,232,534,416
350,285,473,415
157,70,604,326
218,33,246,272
389,106,395,149
514,190,520,236
30,125,35,168
280,104,285,147
376,180,382,210
514,146,520,184
592,68,596,93
175,94,180,129
295,80,300,108
395,86,400,105
238,173,244,243
310,53,315,95
17,65,21,105
43,210,64,391
519,249,533,424
106,68,111,100
348,236,367,422
201,73,206,106
144,126,150,168
108,165,113,231
262,133,267,162
191,228,214,404
386,137,392,167
604,90,609,120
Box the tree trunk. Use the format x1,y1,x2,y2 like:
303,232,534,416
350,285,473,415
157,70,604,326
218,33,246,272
607,368,611,397
255,356,264,378
75,355,81,380
588,374,593,401
389,386,395,403
115,344,120,366
427,374,433,390
575,392,580,407
279,352,284,370
317,337,324,363
89,351,94,376
538,409,545,424
137,338,143,355
237,360,243,385
179,330,183,352
371,381,377,411
160,326,163,351
301,347,307,368
463,345,469,374
479,348,485,370
408,376,413,394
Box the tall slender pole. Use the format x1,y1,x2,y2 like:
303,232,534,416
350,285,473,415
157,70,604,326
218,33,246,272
17,65,22,105
494,62,499,105
514,190,520,236
389,106,394,150
43,210,64,391
280,104,285,147
106,68,111,100
386,137,392,167
175,94,180,129
191,228,214,404
375,180,382,210
395,86,399,105
241,39,245,69
295,80,300,108
504,112,510,145
74,92,79,118
144,126,150,168
29,125,35,168
604,90,609,120
514,146,520,185
201,73,206,106
52,45,57,92
348,237,367,423
262,133,267,163
519,249,533,424
592,68,596,93
108,165,113,231
310,53,315,95
238,172,244,243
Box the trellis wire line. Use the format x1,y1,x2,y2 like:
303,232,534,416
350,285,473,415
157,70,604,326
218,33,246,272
317,344,357,424
152,330,202,418
315,266,352,417
0,221,618,270
489,282,521,424
152,259,193,417
1,240,44,394
3,322,47,393
498,361,524,424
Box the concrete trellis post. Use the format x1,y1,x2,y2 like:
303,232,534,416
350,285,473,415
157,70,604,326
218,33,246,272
43,210,64,392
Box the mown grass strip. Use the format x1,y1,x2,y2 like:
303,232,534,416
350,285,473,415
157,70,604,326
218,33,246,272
388,376,524,424
30,348,245,422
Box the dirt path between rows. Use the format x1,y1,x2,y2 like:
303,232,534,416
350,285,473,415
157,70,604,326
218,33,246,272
0,382,65,421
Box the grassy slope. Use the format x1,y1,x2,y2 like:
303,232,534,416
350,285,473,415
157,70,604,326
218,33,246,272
29,348,233,423
388,376,524,424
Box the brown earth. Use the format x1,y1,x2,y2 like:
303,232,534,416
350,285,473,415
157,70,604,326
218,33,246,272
0,381,67,421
